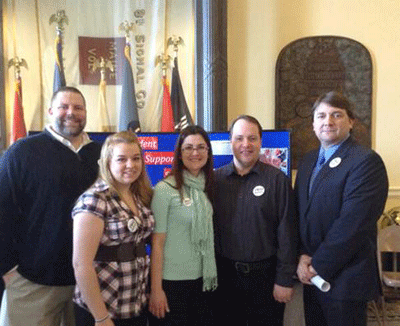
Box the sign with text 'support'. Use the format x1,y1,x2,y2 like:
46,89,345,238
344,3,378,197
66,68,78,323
88,130,291,185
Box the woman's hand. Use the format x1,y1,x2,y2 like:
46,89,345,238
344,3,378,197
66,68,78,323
73,212,110,324
149,233,168,318
149,288,170,319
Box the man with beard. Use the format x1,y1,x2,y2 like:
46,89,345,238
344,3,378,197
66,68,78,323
0,87,101,325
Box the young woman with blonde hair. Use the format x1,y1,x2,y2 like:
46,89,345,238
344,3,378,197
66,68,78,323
72,131,154,326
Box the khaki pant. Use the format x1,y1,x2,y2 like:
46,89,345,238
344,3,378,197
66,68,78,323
0,272,75,326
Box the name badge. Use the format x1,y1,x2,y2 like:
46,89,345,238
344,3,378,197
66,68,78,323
253,185,265,197
329,157,341,168
127,218,138,233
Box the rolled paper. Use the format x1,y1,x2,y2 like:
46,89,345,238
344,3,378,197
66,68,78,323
311,275,331,292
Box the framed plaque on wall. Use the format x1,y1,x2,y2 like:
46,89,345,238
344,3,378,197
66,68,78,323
275,36,372,168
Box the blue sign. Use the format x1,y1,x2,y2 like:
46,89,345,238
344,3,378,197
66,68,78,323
88,130,291,185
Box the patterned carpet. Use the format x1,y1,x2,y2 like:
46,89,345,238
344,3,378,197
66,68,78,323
284,284,400,326
368,301,400,326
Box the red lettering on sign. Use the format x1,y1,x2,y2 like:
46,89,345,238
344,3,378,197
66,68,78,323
144,152,174,165
163,168,171,178
138,136,158,150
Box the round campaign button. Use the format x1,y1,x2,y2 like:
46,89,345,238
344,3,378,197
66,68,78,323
183,198,192,207
127,218,138,233
253,185,265,197
329,157,342,168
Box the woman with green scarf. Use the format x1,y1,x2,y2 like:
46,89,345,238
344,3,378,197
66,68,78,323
149,125,217,325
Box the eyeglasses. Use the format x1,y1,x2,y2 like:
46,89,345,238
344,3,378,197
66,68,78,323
181,145,209,155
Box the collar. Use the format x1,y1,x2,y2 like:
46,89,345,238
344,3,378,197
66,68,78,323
93,178,110,192
227,160,262,176
319,134,350,162
46,125,91,153
94,178,143,208
92,179,120,199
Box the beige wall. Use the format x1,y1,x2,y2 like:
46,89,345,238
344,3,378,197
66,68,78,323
227,0,400,208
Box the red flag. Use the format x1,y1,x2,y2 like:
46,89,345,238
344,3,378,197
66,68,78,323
161,76,174,132
11,76,27,143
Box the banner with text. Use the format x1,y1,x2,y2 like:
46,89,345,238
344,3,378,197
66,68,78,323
88,130,291,185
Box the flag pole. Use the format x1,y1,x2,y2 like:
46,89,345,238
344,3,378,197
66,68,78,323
49,10,68,93
91,57,114,132
8,56,28,143
167,36,193,131
118,21,141,132
155,53,172,78
167,35,184,57
156,53,174,132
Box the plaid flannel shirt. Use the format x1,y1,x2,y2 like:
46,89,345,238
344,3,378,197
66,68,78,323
72,179,154,319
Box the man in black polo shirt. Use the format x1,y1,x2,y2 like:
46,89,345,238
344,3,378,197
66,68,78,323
213,115,297,325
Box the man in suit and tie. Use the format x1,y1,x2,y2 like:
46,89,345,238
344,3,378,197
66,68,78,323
295,91,389,326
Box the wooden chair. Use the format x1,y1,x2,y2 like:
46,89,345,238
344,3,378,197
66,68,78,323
377,224,400,325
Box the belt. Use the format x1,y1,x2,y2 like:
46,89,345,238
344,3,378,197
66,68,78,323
234,261,268,274
219,256,276,274
94,242,146,262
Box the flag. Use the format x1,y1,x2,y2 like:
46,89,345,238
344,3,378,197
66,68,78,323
11,76,27,143
98,79,111,132
171,57,193,131
161,76,174,132
118,43,141,132
53,32,66,93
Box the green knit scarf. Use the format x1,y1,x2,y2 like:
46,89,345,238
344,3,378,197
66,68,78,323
182,170,218,291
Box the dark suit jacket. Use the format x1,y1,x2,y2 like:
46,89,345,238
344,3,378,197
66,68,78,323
295,137,389,301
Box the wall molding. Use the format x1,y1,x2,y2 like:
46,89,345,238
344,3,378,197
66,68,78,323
388,187,400,198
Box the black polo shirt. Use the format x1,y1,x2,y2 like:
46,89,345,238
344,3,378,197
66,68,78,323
213,160,298,286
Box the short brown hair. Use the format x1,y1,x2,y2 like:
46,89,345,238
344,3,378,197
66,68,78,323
229,115,262,139
50,86,86,108
312,91,355,121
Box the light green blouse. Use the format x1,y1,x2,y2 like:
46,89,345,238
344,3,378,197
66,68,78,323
151,177,203,280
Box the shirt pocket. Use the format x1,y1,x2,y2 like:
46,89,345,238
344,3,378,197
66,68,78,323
105,210,131,243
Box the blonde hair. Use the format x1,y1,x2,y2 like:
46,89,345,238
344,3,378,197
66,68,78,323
99,131,153,207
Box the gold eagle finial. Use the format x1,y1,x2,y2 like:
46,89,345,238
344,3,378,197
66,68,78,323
8,56,28,79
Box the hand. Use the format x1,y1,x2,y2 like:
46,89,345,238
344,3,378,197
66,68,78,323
309,265,317,275
2,269,18,286
297,254,317,285
149,288,170,319
273,284,294,303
